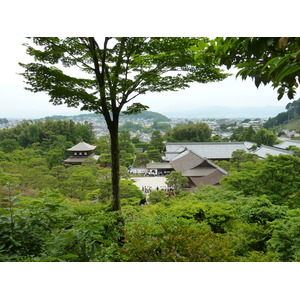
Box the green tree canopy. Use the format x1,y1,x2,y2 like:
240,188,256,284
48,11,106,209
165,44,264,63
134,152,150,167
166,122,212,142
267,210,300,261
149,130,165,152
221,154,300,208
254,128,278,147
20,37,227,213
230,126,277,146
193,37,300,100
0,119,95,149
119,131,135,155
166,171,189,196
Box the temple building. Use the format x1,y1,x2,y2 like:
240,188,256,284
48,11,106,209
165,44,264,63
146,149,228,189
63,141,100,165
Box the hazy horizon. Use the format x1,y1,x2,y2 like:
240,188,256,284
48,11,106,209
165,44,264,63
1,37,298,119
2,104,286,120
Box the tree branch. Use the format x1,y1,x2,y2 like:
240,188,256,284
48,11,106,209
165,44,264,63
88,37,112,124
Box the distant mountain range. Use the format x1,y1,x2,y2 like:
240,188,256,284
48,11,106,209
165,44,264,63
37,111,170,122
14,106,286,122
163,106,286,119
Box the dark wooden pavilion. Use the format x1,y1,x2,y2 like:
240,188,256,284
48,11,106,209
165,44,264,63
63,141,100,165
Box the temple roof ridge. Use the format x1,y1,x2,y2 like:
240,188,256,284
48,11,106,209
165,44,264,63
67,141,97,151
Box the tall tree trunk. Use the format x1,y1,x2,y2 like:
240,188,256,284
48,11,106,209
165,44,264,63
108,119,125,228
108,119,126,248
109,123,120,212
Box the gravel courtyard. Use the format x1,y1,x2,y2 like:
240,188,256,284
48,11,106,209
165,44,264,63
131,176,167,192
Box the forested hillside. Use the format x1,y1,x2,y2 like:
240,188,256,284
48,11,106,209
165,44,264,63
36,111,170,123
0,118,9,125
264,99,300,130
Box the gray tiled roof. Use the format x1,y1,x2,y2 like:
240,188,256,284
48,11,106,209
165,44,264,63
93,155,100,161
253,145,294,159
182,167,215,177
163,152,182,162
67,141,97,151
63,157,88,163
147,148,228,188
190,169,224,187
274,140,300,150
244,141,257,149
171,150,205,171
170,149,228,175
63,154,99,163
165,142,250,160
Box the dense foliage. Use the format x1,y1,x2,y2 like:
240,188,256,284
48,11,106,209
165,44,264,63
221,154,300,208
1,128,300,261
120,111,170,122
1,118,300,262
0,118,9,124
165,122,212,142
230,126,278,146
193,37,300,100
0,119,95,151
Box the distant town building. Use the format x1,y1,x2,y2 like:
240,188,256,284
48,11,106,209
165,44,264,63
63,141,100,165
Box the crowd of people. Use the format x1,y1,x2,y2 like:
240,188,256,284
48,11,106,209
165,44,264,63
127,167,171,177
141,185,174,194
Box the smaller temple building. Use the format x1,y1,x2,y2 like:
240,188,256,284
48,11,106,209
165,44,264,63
63,141,100,165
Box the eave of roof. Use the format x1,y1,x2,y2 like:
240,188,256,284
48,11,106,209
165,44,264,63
63,157,87,163
190,169,225,187
63,154,99,163
146,162,173,169
182,167,215,177
253,145,294,158
274,140,300,149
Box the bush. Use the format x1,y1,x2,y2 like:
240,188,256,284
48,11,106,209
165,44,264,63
267,210,300,261
148,190,168,204
121,214,239,262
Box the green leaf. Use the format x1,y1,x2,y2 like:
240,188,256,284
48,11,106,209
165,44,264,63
255,77,262,88
189,46,199,52
39,256,59,262
277,92,284,100
277,64,300,83
122,103,149,115
261,57,281,72
268,57,288,76
59,254,79,260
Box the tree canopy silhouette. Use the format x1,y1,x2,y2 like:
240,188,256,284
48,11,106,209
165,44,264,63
19,37,227,214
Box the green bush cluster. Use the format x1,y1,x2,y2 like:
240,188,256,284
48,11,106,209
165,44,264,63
1,180,299,262
1,120,300,261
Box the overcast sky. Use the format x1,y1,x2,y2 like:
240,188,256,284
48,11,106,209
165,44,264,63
1,37,298,119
